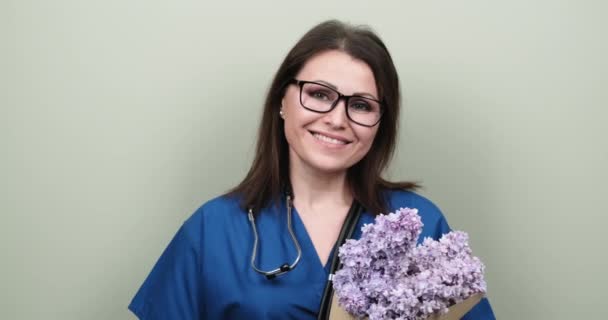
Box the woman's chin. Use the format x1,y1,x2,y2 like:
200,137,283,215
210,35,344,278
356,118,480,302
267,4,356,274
307,162,350,175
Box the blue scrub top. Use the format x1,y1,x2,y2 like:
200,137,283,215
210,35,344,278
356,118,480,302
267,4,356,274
129,190,496,319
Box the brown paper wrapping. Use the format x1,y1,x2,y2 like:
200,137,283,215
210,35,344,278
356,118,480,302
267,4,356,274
328,292,483,320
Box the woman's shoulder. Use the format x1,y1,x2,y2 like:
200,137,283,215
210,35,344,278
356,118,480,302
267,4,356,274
182,194,244,228
382,189,450,235
383,189,441,212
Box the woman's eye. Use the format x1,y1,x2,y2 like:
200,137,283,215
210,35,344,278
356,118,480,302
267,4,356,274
350,102,372,112
311,91,330,100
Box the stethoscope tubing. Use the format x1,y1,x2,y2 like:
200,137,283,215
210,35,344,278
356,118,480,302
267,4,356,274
247,194,362,319
248,194,302,279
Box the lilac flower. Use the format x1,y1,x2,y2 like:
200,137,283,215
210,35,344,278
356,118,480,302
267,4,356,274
333,208,487,320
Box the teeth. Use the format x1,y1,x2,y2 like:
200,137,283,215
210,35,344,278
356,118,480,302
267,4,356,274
313,133,347,145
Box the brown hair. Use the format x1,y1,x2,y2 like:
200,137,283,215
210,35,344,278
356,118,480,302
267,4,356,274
226,20,419,214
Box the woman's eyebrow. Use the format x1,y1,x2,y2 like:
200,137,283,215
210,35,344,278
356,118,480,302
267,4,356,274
314,79,378,100
314,79,338,90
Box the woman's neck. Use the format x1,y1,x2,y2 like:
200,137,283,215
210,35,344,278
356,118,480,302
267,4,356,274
289,162,352,213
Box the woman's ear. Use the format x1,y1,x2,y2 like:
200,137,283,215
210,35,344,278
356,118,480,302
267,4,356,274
280,98,286,119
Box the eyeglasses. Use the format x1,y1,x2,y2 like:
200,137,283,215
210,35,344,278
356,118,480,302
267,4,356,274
289,79,384,127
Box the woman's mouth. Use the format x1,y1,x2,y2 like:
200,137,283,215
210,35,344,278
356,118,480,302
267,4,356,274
310,131,352,145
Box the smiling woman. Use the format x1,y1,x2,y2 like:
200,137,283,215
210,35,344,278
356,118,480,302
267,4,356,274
128,20,496,319
282,50,381,176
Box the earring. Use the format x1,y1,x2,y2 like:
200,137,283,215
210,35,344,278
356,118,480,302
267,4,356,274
279,109,284,118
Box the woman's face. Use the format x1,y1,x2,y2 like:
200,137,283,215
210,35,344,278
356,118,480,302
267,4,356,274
281,50,380,175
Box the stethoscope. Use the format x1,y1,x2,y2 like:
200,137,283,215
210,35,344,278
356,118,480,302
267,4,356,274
247,193,302,280
247,192,362,320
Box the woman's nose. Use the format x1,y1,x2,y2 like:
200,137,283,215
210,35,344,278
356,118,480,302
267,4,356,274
323,98,349,128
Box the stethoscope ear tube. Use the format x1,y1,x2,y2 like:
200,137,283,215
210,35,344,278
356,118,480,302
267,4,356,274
317,201,363,320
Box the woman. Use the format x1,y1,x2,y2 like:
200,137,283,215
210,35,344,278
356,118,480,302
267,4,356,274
128,20,496,319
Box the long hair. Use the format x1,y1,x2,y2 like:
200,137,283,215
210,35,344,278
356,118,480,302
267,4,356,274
227,20,419,214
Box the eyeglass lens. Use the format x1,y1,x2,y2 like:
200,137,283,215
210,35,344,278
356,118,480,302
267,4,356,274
299,82,381,126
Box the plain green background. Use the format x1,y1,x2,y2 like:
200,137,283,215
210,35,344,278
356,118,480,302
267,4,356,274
2,0,607,319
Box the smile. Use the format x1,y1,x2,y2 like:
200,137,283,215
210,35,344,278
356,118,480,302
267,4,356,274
310,131,352,145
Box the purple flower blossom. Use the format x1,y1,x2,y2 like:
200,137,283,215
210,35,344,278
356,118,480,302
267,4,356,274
333,208,487,320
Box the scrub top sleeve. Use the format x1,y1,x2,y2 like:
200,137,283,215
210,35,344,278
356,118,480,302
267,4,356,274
410,194,451,239
128,219,204,320
433,214,451,239
462,298,496,320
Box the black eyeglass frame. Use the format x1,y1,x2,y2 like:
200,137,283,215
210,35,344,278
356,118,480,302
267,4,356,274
289,79,385,127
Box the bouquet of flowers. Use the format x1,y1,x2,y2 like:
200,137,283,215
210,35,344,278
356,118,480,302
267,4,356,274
332,208,487,320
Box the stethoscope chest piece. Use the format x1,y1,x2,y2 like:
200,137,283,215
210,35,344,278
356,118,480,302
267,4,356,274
246,195,362,320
